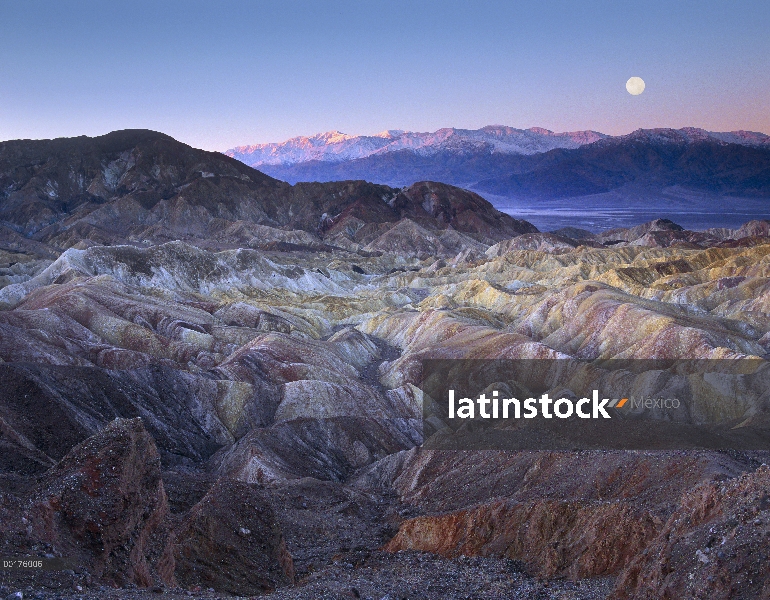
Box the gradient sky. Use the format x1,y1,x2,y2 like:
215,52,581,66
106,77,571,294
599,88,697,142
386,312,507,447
1,0,768,150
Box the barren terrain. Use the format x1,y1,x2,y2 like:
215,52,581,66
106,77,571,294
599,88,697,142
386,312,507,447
1,131,769,599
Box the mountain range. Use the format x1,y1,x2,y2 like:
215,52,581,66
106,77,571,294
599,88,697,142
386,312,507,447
226,126,770,199
226,126,611,165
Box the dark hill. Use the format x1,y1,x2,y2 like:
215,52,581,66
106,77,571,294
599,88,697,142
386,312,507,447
0,130,535,252
475,137,770,198
0,129,282,237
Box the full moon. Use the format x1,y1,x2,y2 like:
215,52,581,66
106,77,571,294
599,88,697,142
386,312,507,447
626,77,645,95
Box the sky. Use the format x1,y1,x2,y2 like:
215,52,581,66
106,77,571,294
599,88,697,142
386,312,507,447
0,0,768,151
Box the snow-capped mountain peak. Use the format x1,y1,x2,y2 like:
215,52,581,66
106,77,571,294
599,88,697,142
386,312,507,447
225,126,770,170
225,125,610,167
374,129,406,139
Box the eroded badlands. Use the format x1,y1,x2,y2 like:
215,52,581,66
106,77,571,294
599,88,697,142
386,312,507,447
1,131,769,599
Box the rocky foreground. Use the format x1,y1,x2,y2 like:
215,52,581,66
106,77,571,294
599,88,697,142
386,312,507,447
1,131,770,599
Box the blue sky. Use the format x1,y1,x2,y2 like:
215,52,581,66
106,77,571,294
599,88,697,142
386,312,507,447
1,0,768,150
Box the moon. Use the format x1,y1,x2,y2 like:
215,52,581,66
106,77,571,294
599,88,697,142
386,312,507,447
626,77,645,95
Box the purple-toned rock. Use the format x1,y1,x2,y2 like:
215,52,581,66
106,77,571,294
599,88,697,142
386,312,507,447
168,478,294,594
26,418,169,587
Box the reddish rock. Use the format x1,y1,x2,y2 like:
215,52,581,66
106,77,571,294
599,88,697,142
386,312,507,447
354,448,748,516
394,181,538,242
384,498,661,579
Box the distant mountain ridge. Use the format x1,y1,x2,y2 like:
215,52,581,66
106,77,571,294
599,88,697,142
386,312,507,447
227,126,770,168
226,126,610,166
476,130,770,199
225,126,770,198
594,127,770,149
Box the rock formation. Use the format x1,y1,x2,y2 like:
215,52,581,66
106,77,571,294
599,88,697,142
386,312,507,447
26,418,169,587
169,478,295,594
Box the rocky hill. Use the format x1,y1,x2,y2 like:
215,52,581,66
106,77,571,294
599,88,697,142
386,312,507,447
0,130,535,257
1,130,769,599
